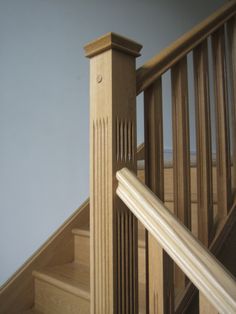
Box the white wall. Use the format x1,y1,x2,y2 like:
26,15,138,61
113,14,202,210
0,0,225,285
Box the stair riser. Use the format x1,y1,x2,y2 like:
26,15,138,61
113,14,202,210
74,234,90,265
34,278,90,314
74,233,146,284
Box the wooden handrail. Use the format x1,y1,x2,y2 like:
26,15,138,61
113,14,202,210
176,201,236,313
116,168,236,314
136,0,236,94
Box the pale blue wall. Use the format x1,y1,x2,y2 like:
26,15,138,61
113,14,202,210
0,0,224,285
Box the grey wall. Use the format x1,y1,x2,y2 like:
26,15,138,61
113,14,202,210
0,0,224,286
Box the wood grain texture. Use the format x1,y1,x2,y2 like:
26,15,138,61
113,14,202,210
175,201,236,314
144,79,174,314
86,33,141,314
84,32,142,58
171,57,191,229
212,26,232,219
116,168,236,314
227,17,236,196
73,229,90,265
171,57,191,293
33,263,90,300
136,1,236,94
144,79,164,201
34,278,89,314
71,225,148,313
139,159,218,205
199,292,218,314
133,165,222,239
0,200,89,314
193,40,214,246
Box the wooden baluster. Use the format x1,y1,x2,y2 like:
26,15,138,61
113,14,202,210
199,292,218,314
171,57,191,293
212,27,232,219
144,79,174,313
84,33,142,314
193,40,213,247
227,17,236,198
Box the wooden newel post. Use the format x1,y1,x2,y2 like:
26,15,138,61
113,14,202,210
84,33,142,314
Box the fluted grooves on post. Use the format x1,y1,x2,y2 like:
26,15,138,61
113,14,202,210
116,209,138,314
93,118,111,313
93,117,137,313
116,119,134,162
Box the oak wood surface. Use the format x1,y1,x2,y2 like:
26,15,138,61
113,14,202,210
34,278,89,314
193,40,213,246
84,32,142,58
171,57,191,229
171,57,191,293
212,27,232,218
175,201,236,314
144,79,174,313
71,224,148,313
199,293,218,314
33,263,90,300
227,17,236,195
116,168,236,314
86,32,142,314
73,229,90,266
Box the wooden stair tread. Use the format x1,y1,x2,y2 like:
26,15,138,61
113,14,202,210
72,227,89,237
33,262,90,300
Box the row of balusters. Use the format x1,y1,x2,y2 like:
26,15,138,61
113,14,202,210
143,16,236,313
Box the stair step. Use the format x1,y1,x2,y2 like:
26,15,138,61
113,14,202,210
33,263,90,314
72,228,90,265
72,227,89,237
72,227,146,312
33,262,90,299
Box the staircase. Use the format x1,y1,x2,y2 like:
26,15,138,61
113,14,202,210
1,1,236,313
32,261,90,314
27,224,147,314
16,168,148,313
6,167,235,314
1,165,235,313
6,199,233,314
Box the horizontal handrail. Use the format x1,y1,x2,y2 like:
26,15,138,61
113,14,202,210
116,168,236,313
136,0,236,94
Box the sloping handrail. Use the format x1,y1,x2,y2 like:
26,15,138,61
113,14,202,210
116,168,236,314
136,0,236,94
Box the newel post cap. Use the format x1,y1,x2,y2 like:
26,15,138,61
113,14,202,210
84,32,142,58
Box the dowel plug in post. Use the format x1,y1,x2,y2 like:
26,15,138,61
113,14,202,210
84,33,142,314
